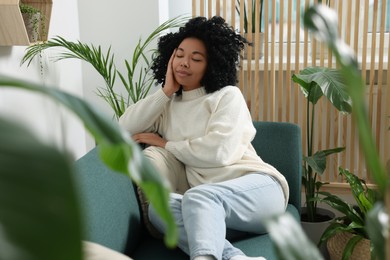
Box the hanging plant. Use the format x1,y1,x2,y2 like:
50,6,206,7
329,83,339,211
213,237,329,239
19,3,46,42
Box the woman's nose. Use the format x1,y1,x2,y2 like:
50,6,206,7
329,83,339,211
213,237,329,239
180,59,189,68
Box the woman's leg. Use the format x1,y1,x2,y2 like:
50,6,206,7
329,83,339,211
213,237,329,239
149,173,285,260
181,173,285,260
143,146,190,194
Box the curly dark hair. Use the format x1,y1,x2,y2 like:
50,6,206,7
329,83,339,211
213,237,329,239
151,16,248,94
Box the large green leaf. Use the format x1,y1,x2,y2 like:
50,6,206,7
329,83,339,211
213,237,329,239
339,168,375,215
292,66,352,113
0,118,83,260
0,74,178,248
303,147,345,174
319,191,364,225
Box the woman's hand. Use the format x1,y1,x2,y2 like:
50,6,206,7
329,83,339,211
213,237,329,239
163,49,180,97
132,133,167,148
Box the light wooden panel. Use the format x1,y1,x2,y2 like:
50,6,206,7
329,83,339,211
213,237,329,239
192,0,389,187
0,0,52,45
0,0,29,45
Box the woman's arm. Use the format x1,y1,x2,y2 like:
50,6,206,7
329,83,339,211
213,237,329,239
118,88,169,134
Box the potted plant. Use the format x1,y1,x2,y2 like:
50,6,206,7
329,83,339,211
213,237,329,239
291,66,352,251
21,16,187,120
19,3,46,42
263,5,388,260
236,0,264,59
318,167,378,260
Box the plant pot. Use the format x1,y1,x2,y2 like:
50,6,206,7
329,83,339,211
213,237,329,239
243,32,264,60
327,232,371,260
22,12,41,42
301,207,335,258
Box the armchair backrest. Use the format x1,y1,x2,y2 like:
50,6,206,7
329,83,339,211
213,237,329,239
251,121,302,212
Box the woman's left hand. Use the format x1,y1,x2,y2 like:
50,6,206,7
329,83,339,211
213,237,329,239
132,133,168,148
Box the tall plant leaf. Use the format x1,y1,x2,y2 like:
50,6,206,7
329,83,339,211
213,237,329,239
0,118,83,260
366,202,386,260
303,147,345,174
303,5,387,194
0,74,177,248
292,66,352,113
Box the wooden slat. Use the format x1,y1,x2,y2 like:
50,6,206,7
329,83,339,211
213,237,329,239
263,0,269,121
376,0,386,163
286,0,292,122
193,0,389,186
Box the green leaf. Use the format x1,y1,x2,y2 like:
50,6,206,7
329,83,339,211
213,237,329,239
342,235,364,260
319,192,364,225
0,74,178,249
263,212,324,260
0,118,83,260
303,147,345,174
292,67,352,113
339,168,375,215
366,202,386,260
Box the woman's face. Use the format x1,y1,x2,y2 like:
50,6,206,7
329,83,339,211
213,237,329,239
173,37,207,91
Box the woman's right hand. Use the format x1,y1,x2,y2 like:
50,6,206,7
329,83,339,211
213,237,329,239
163,49,180,97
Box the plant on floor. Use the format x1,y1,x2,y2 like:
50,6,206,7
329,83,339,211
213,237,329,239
292,66,352,222
21,16,188,120
0,75,177,259
318,167,379,259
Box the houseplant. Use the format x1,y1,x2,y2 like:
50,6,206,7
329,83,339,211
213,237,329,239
262,5,388,260
0,74,177,259
318,167,378,259
236,0,264,59
21,16,188,120
291,66,352,256
292,66,352,222
19,2,46,42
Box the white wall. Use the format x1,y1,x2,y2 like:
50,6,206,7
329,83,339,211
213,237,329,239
0,0,85,159
0,0,165,159
77,0,162,151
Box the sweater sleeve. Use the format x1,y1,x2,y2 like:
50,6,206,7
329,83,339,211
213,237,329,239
118,88,170,134
165,87,255,168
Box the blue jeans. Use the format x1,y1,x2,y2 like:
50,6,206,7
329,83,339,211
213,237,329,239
148,173,286,260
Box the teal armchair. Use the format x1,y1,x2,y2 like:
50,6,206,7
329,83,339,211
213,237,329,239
73,121,302,259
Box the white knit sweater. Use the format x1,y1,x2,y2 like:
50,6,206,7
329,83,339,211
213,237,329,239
119,86,289,205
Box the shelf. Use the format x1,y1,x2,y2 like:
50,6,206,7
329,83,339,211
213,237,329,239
0,0,52,46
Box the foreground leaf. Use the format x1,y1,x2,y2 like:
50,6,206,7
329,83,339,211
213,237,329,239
0,74,177,248
264,212,324,259
0,118,82,260
304,3,387,195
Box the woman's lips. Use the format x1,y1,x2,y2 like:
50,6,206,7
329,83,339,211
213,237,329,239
176,70,190,77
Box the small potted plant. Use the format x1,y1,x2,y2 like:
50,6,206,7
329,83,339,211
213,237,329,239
319,167,378,259
236,0,264,59
19,3,46,42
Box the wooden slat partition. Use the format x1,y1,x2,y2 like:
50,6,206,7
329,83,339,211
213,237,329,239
192,0,389,188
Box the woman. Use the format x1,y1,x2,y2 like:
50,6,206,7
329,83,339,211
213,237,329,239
119,16,289,260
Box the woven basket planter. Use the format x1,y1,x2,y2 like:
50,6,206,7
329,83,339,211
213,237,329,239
327,232,371,260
